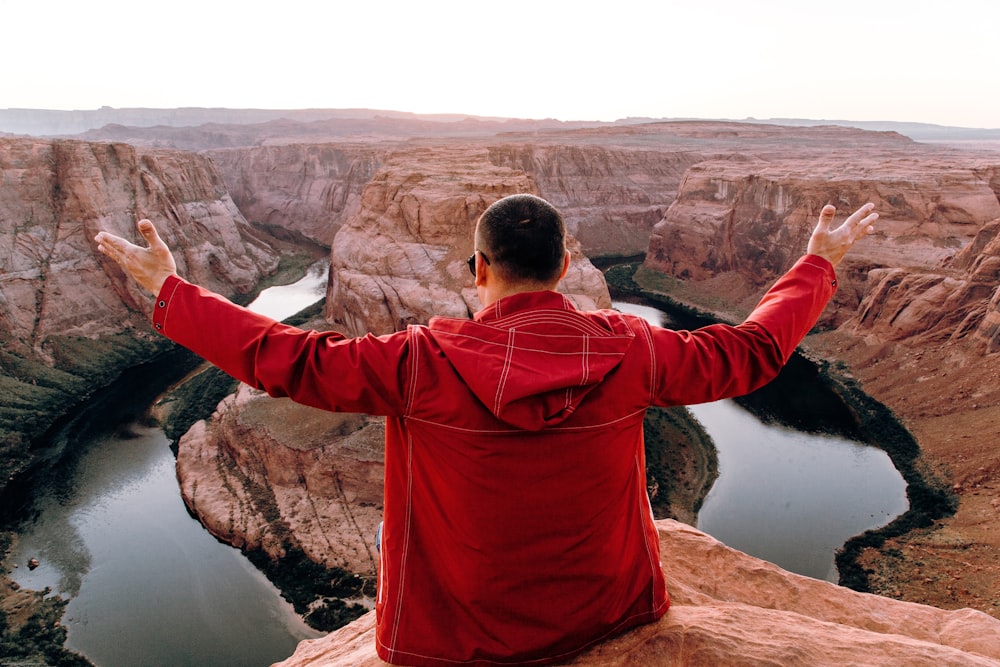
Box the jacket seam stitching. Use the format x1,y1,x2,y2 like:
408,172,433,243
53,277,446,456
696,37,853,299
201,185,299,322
403,408,647,433
388,431,416,653
493,328,516,415
637,317,657,404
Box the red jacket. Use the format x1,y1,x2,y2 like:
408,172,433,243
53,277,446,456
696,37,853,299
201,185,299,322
153,255,836,666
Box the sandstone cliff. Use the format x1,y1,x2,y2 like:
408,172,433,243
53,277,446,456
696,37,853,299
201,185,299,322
0,136,279,480
646,155,1000,327
631,135,1000,616
324,146,611,337
851,217,1000,351
207,144,385,246
177,383,384,575
273,520,1000,667
486,144,700,257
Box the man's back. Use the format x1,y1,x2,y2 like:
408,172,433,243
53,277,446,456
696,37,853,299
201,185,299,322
376,289,668,665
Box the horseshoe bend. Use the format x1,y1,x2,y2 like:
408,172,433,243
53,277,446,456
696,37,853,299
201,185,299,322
2,115,999,664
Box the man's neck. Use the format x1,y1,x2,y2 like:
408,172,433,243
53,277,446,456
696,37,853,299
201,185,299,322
478,280,559,308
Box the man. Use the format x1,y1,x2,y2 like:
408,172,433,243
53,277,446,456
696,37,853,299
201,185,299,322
95,194,877,666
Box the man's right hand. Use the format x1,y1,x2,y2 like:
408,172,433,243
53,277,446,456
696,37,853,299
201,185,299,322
806,203,879,268
95,219,178,295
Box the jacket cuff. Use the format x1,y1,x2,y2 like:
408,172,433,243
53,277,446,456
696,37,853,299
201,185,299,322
151,274,184,334
799,254,838,289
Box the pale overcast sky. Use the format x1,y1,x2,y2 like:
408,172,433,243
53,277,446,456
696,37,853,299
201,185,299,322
3,0,997,128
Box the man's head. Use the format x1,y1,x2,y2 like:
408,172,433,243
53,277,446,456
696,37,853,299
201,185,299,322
473,194,568,294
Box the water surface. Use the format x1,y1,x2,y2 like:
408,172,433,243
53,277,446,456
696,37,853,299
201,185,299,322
6,265,329,666
613,300,908,581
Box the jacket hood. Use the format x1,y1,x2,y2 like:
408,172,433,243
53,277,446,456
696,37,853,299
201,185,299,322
426,291,635,431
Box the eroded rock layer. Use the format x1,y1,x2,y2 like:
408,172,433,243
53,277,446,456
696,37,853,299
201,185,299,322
0,137,279,476
177,384,384,575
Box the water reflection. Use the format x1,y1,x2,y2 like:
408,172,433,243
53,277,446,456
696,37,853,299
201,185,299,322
690,400,907,581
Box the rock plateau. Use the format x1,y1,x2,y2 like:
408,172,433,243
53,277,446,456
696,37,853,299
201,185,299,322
273,520,1000,667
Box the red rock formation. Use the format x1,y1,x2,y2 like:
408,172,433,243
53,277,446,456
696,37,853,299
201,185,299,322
0,136,280,464
208,144,384,246
324,146,611,337
177,384,384,574
0,137,279,358
272,520,1000,667
646,157,1000,326
486,144,700,257
850,218,1000,351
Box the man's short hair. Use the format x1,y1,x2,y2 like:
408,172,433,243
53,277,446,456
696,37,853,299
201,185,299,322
475,194,566,284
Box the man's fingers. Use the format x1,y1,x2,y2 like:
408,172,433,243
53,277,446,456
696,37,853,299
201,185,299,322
137,219,167,251
846,203,876,226
95,232,124,258
138,219,160,241
816,204,836,232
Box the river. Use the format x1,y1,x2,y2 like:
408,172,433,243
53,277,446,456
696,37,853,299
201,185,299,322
6,266,907,666
5,264,328,667
614,301,909,582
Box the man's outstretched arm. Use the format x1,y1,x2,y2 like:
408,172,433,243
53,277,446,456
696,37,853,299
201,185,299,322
94,219,408,416
647,202,879,407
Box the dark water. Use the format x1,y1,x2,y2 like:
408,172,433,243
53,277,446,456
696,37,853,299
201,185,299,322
5,266,328,667
613,301,909,582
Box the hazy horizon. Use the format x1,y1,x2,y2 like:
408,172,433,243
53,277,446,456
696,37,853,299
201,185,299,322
0,105,995,132
5,1,998,130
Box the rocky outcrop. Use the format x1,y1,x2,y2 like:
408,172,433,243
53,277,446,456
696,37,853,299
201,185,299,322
486,144,701,257
0,136,279,478
646,156,1000,327
633,139,1000,619
177,383,384,574
207,145,385,246
850,218,1000,351
0,138,278,350
273,520,1000,667
325,147,611,337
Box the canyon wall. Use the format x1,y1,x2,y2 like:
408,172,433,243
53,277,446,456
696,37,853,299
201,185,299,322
0,136,279,480
206,140,695,261
486,144,701,257
177,383,384,575
646,155,1000,329
850,216,1000,352
207,145,385,246
324,146,611,336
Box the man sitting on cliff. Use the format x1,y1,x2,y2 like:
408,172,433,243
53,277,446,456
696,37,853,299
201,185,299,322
95,194,877,666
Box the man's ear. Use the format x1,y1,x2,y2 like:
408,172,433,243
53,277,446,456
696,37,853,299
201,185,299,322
475,252,489,287
558,250,571,281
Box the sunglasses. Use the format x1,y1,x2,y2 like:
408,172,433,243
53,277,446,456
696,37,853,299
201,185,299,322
466,250,491,277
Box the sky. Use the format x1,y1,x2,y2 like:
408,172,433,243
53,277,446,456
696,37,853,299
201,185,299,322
3,0,997,129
